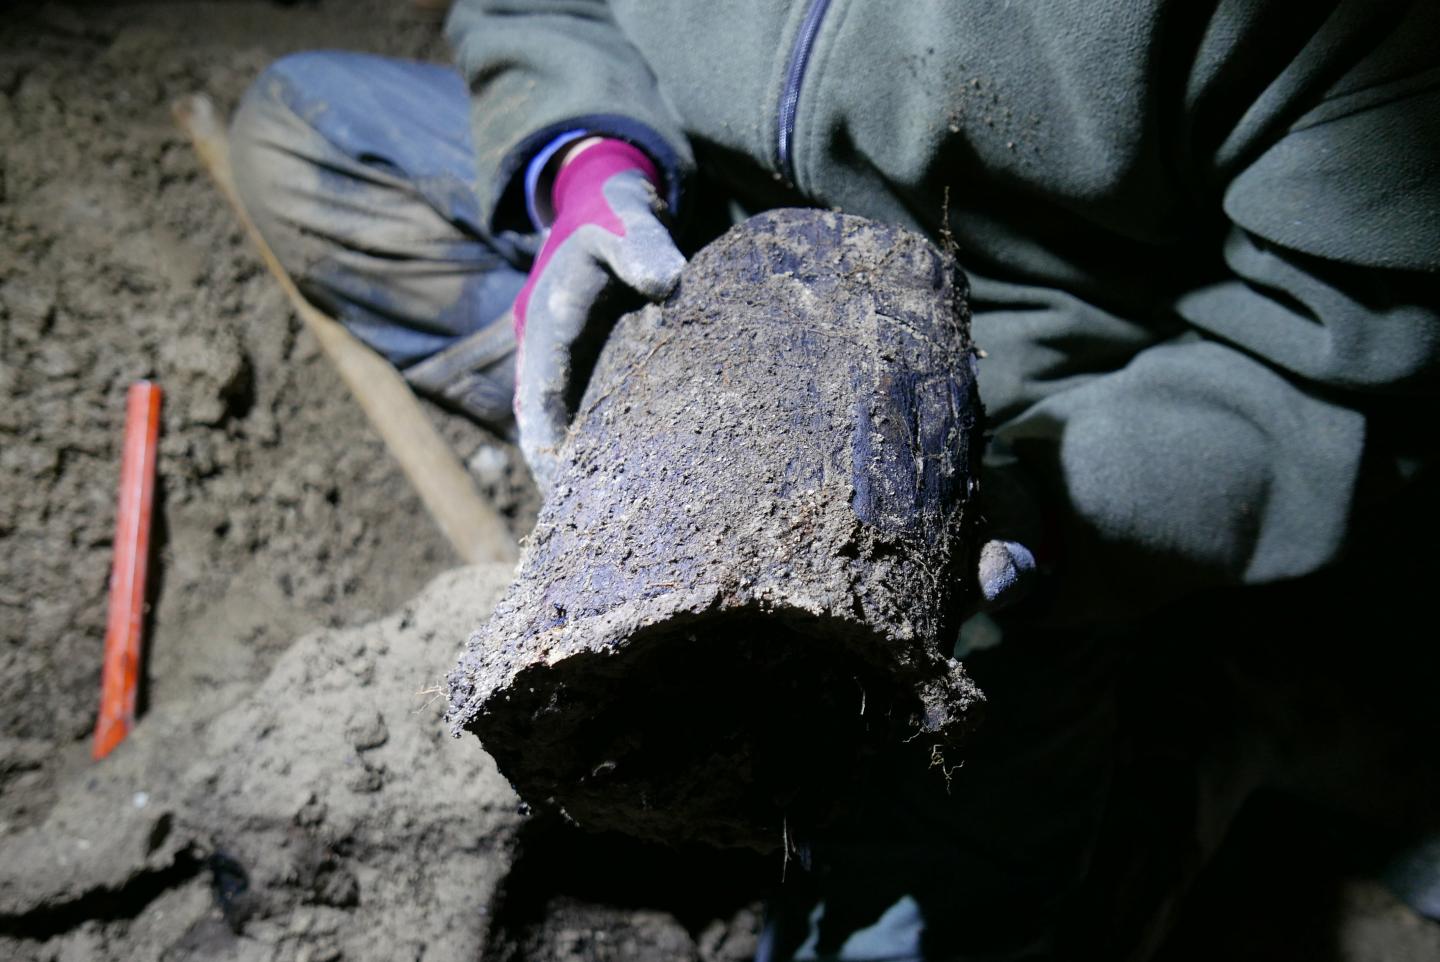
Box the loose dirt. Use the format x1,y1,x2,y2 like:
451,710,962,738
0,564,763,961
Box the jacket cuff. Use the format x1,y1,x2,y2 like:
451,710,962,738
493,115,686,235
524,130,589,229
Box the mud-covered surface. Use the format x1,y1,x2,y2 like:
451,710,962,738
449,210,984,851
0,566,520,962
0,564,764,962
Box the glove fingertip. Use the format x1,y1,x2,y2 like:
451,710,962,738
517,411,566,497
622,245,687,300
978,539,1037,609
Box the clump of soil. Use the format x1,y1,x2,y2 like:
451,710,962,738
0,564,763,962
0,566,522,961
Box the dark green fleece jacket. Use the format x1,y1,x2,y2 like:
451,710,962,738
447,0,1440,622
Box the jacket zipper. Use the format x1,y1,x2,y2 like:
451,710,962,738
776,0,832,185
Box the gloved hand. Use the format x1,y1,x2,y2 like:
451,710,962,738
512,137,686,491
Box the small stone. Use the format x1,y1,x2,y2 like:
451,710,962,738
313,864,359,908
345,711,388,751
294,793,326,827
347,764,385,794
468,443,509,488
297,943,342,962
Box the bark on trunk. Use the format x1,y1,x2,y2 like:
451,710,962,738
448,209,986,850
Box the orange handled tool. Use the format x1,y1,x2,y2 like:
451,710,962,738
93,381,162,761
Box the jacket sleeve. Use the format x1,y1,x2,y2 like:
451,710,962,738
997,17,1440,624
446,0,693,233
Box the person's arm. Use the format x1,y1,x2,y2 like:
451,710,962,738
999,12,1440,623
446,0,693,234
446,1,694,486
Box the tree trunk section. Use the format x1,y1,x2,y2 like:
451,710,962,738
448,209,987,850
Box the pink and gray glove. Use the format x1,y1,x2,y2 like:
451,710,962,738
512,138,686,491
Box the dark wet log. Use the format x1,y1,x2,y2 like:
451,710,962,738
448,209,986,850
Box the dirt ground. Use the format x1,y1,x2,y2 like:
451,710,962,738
0,0,535,837
1,2,1437,961
0,3,757,958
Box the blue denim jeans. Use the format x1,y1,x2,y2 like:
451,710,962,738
230,51,527,422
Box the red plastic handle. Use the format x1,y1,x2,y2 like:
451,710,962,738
93,381,162,761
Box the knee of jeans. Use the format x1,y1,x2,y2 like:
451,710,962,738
235,53,310,123
231,55,327,148
229,61,347,282
241,51,383,122
230,53,351,219
227,93,287,230
229,50,378,203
